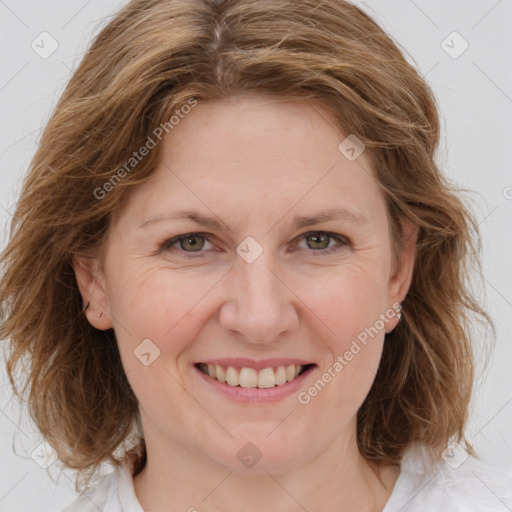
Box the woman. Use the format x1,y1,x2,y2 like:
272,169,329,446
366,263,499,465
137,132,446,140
1,0,510,510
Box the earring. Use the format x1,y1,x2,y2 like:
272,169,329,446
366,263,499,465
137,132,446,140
396,303,403,322
97,310,103,318
82,301,90,313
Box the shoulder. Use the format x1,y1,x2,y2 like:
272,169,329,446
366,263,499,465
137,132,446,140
61,462,143,512
384,444,512,512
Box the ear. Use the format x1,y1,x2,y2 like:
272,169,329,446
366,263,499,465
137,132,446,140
386,219,418,331
72,256,113,330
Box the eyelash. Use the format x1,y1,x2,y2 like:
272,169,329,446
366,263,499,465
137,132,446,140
159,231,351,259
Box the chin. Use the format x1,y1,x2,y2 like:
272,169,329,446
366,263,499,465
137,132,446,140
202,425,312,474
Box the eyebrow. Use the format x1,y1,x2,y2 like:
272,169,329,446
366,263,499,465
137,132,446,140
290,207,367,228
138,207,368,231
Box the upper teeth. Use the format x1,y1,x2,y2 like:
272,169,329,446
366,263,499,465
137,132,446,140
201,363,303,388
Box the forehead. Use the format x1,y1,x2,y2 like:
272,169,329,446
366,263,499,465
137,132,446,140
164,95,370,177
116,95,386,230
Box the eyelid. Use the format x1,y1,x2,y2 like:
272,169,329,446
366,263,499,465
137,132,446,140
295,230,349,244
160,232,214,252
291,231,351,254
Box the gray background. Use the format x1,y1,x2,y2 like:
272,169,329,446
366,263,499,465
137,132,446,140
1,1,511,510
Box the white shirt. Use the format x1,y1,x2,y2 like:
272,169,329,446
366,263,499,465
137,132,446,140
62,445,512,511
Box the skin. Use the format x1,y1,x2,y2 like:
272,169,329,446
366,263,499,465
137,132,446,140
74,94,417,512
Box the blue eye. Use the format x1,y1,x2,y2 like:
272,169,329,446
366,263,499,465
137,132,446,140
160,231,350,258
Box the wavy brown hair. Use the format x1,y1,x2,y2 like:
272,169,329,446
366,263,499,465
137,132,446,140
1,0,491,490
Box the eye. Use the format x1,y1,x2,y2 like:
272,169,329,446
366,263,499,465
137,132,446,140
160,233,213,256
294,231,350,256
159,231,351,259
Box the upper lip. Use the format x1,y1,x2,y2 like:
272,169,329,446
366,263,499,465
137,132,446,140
196,358,315,370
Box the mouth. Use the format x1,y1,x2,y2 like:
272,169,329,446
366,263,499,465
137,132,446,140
194,361,316,389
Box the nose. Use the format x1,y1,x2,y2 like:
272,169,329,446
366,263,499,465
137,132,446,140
218,250,299,345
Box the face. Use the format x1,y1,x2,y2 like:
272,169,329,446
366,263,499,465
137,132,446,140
76,94,415,473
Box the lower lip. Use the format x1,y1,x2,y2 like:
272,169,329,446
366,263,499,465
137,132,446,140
194,365,316,403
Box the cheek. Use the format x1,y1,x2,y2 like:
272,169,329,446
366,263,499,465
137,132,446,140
106,262,222,365
294,262,389,411
105,265,209,431
300,259,390,347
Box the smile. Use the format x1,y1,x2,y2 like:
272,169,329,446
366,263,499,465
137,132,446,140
196,362,315,389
